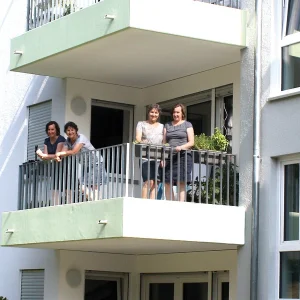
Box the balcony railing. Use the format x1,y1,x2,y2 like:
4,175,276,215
27,0,100,30
27,0,241,30
18,143,238,210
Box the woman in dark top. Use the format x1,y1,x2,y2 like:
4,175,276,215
162,103,194,202
36,121,66,159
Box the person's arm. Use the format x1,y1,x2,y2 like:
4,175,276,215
160,127,168,167
56,142,65,153
175,127,195,152
135,122,148,143
135,128,142,143
56,143,84,158
36,144,56,160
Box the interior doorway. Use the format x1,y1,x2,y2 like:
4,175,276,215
84,271,128,300
90,100,134,149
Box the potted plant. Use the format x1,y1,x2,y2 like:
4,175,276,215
193,127,228,151
0,296,8,300
188,128,238,205
187,162,239,206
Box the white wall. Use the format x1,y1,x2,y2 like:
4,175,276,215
0,3,241,298
65,63,241,156
0,1,65,299
65,78,144,139
144,62,241,156
58,249,237,300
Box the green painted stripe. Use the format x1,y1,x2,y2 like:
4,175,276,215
10,0,130,70
1,198,124,246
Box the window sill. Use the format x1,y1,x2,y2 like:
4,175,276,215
268,88,300,102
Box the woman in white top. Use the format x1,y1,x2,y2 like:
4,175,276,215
56,121,105,201
135,104,164,199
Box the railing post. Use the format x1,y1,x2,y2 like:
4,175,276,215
124,143,130,197
130,143,135,197
18,165,23,210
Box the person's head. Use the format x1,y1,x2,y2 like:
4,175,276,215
147,104,161,123
64,121,79,139
172,103,186,121
45,121,60,137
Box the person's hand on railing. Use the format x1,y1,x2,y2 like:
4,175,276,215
55,151,64,162
175,146,183,152
36,148,46,160
54,155,61,162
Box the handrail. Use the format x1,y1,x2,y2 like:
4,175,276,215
18,143,238,209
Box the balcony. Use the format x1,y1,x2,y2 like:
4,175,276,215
28,0,241,30
1,144,245,254
10,0,247,88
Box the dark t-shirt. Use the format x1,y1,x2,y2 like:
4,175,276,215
165,121,193,147
44,135,66,154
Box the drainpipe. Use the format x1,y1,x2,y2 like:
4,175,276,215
26,0,30,31
250,0,262,299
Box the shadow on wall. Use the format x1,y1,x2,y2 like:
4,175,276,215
0,75,62,212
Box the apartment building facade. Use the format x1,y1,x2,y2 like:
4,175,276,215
1,0,299,299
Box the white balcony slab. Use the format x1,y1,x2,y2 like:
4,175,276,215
1,197,245,254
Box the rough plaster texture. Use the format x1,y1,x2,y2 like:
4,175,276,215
236,0,255,300
237,0,298,299
258,0,300,299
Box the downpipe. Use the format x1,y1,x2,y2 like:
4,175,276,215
26,0,30,31
250,0,262,300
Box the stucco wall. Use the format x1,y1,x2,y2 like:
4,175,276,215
236,0,256,299
65,63,241,156
145,62,241,156
58,249,237,300
0,1,64,299
1,3,242,300
258,0,300,299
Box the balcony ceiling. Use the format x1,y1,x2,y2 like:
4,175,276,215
15,28,242,88
22,238,238,255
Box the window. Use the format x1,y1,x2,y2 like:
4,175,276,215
20,269,45,300
283,163,300,241
27,101,52,161
280,251,300,299
142,272,229,300
84,271,128,300
281,1,300,91
279,160,300,299
159,85,234,151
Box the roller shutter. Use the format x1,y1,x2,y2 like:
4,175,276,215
27,101,52,160
20,269,45,300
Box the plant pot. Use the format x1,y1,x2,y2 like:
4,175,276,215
191,150,225,164
134,144,164,160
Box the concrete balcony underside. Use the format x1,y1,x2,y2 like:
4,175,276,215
10,0,247,88
1,198,245,254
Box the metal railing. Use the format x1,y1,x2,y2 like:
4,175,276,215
27,0,241,30
18,143,238,209
195,0,240,9
27,0,100,30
